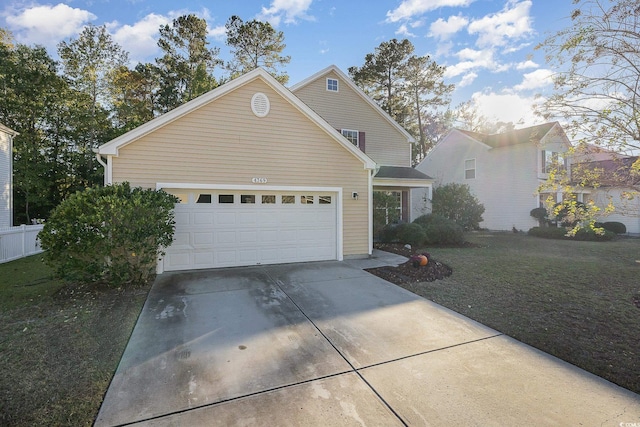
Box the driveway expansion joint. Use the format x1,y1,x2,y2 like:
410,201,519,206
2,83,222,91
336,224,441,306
267,271,410,427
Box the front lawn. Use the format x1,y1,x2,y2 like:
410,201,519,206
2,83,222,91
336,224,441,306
0,254,150,426
396,231,640,394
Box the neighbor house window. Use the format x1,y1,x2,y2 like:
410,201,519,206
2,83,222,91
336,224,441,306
327,78,338,92
341,129,359,147
541,150,566,174
465,159,476,179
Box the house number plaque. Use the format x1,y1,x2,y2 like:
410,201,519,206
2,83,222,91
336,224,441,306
251,177,268,184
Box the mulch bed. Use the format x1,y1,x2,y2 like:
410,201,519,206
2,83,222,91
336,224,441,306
365,243,453,284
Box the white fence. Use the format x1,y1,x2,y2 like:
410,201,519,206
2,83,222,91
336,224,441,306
0,224,44,264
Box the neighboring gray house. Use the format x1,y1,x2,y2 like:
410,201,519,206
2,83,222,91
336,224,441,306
0,123,17,228
413,122,572,231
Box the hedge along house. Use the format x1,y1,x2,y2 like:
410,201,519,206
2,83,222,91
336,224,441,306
97,68,376,273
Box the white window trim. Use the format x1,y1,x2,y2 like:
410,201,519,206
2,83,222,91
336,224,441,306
326,78,339,92
464,158,476,180
341,129,359,148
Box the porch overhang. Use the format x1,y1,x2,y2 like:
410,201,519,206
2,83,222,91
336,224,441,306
373,166,433,188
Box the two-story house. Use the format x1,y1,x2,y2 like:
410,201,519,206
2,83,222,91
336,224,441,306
97,66,431,272
412,122,572,231
0,123,17,228
291,66,433,234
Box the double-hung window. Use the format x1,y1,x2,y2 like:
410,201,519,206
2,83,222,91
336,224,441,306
541,150,566,174
464,159,476,179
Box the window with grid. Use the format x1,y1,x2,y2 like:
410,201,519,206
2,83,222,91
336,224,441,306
464,159,476,179
327,78,338,92
341,129,359,147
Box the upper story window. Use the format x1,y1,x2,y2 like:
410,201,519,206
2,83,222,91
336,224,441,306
465,158,476,179
341,129,359,147
327,78,338,92
541,150,566,174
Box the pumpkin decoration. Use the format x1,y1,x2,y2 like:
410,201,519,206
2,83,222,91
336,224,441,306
410,253,429,268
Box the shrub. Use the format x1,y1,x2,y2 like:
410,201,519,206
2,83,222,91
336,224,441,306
602,221,627,234
432,183,485,230
530,207,549,227
528,226,615,241
39,182,178,287
413,214,464,245
394,223,426,247
552,201,588,227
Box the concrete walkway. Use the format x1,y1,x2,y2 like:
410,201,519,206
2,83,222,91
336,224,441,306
95,251,640,426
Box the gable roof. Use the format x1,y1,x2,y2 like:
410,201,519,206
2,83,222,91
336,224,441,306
457,122,561,148
98,68,376,169
290,65,416,144
575,156,640,187
0,123,18,136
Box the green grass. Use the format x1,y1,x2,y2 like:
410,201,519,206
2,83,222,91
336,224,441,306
0,254,65,311
402,231,640,394
0,254,150,426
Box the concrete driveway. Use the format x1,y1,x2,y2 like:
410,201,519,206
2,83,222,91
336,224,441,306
95,252,640,426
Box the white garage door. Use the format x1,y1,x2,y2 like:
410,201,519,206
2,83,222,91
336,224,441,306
163,190,338,271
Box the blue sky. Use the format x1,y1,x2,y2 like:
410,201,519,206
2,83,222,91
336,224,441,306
1,0,574,127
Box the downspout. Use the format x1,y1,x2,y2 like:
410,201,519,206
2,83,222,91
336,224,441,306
93,149,108,186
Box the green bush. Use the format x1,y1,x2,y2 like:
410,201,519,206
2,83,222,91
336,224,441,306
432,183,484,230
602,221,627,234
528,226,615,241
39,182,178,287
553,201,587,227
394,223,426,247
530,207,549,227
420,215,465,245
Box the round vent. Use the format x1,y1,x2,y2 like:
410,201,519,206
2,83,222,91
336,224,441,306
251,92,270,117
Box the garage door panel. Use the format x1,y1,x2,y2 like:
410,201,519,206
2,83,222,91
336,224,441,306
164,190,338,271
194,212,214,225
239,231,257,244
194,252,214,266
172,232,191,246
216,230,237,245
215,212,237,226
193,232,213,246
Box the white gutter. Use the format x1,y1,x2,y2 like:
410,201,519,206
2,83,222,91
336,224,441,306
93,149,108,185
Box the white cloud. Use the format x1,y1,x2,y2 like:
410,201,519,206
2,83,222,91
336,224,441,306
5,3,96,47
395,24,416,37
445,47,498,77
468,1,533,48
472,90,538,125
429,14,468,40
208,25,227,41
258,0,315,25
109,14,171,63
459,72,478,87
513,68,554,91
386,0,474,23
516,60,538,70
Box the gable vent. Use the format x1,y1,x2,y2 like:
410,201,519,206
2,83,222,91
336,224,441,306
251,92,270,117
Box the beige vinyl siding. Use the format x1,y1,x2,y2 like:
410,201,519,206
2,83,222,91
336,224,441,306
111,78,370,256
293,71,411,167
